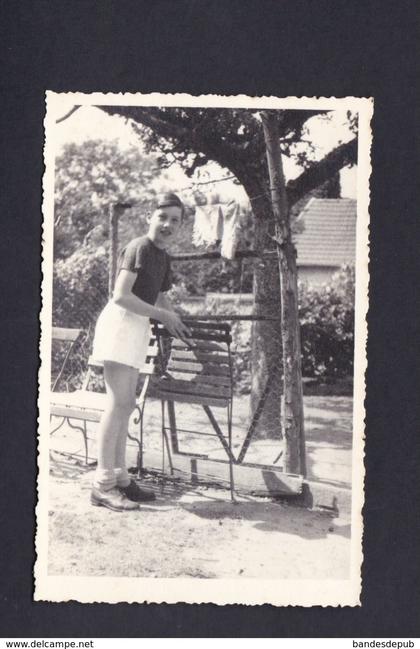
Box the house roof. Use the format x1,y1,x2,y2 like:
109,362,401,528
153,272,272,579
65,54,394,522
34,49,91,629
294,198,357,267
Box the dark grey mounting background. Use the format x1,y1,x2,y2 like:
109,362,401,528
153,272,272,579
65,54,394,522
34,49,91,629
0,0,418,638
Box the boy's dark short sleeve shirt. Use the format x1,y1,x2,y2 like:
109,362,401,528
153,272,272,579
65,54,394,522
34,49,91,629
117,236,172,304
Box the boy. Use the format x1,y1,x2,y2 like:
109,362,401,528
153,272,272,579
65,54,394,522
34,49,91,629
90,193,190,511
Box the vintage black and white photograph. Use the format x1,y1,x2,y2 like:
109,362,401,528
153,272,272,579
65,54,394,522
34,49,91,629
35,92,372,605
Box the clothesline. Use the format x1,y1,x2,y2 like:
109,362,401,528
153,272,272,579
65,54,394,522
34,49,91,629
176,174,272,205
171,249,277,261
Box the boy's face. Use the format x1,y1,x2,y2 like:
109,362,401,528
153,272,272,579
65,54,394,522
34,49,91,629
147,205,183,249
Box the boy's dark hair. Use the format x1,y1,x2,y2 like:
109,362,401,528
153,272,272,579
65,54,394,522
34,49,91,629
155,192,185,219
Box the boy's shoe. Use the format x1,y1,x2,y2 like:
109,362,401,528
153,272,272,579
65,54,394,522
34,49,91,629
90,486,140,511
118,479,156,502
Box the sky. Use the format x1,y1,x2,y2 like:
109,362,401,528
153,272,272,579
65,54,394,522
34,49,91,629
50,101,357,202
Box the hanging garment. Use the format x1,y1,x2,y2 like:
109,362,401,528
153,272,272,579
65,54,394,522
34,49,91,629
220,200,241,260
192,204,224,247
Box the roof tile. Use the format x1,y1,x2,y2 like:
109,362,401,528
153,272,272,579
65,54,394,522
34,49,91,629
294,198,357,266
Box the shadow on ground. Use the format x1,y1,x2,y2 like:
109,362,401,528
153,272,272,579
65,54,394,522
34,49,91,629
181,500,351,540
50,453,349,541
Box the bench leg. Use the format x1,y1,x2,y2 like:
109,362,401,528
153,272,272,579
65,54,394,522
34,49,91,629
50,415,67,437
67,418,89,465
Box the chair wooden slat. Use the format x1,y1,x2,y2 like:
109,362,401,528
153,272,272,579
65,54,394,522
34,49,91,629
181,320,231,332
157,320,231,333
160,372,232,388
158,330,232,344
171,340,226,353
156,377,231,399
148,388,229,409
166,360,231,377
170,350,229,364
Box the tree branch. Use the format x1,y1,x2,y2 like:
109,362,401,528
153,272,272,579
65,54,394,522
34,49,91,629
286,137,357,206
56,105,81,124
100,106,190,141
99,105,244,171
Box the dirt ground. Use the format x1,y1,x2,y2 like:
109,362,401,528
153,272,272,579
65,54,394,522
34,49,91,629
47,395,352,579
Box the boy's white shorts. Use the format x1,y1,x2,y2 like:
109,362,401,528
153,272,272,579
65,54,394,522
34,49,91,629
91,301,151,370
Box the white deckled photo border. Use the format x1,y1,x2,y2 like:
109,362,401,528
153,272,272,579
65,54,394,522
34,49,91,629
35,92,373,606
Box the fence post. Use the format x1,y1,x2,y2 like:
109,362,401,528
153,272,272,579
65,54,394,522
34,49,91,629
108,204,119,299
108,202,132,299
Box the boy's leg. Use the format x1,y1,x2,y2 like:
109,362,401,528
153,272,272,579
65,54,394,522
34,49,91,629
94,361,138,491
114,369,139,487
112,370,156,502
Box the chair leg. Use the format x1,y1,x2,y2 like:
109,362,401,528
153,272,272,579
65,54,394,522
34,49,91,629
166,400,179,453
227,404,236,503
129,402,146,476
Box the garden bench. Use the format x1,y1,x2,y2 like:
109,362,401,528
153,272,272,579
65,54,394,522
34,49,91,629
50,326,159,464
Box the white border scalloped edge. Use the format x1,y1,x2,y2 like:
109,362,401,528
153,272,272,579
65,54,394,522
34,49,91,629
35,92,373,606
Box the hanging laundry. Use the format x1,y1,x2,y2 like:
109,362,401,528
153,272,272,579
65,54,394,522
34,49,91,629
220,200,241,260
192,204,223,247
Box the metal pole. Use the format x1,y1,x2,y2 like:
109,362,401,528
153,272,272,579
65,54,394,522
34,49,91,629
108,204,118,299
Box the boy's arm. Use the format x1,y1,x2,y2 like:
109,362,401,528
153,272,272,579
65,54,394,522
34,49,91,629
113,271,190,339
155,292,175,313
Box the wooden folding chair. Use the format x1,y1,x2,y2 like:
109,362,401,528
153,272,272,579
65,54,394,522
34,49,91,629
148,320,235,499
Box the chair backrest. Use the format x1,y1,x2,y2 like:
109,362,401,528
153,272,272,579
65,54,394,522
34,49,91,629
51,327,85,391
152,320,233,407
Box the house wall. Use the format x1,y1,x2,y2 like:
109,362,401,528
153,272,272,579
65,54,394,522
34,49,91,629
298,265,339,287
180,268,339,311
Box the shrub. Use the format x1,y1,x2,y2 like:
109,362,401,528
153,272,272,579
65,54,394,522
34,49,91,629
53,245,109,329
298,265,355,379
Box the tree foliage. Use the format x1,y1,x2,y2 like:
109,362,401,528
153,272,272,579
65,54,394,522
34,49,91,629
99,106,357,209
54,139,160,260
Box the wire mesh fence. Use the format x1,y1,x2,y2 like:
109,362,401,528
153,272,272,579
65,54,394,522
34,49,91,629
51,243,354,469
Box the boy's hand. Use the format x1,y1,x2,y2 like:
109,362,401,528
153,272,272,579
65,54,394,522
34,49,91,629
160,310,191,340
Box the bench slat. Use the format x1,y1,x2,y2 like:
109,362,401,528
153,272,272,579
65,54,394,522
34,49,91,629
51,405,103,422
52,327,83,342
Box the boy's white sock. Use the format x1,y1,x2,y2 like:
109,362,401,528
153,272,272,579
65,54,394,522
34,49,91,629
115,467,131,487
93,468,117,491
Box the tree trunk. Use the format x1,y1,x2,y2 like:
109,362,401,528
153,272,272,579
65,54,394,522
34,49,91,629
240,179,283,445
261,111,306,476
